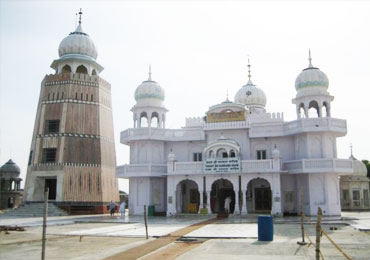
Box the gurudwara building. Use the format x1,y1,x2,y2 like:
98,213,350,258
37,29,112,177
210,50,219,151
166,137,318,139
117,52,367,216
24,14,119,214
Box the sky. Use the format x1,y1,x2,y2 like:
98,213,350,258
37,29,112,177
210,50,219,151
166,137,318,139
1,1,370,193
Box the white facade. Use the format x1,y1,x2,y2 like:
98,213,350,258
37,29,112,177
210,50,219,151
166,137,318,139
117,54,364,216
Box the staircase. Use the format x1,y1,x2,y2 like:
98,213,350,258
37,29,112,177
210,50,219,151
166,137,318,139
3,203,69,217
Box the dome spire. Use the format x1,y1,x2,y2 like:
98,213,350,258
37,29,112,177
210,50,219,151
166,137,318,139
148,64,152,81
247,58,253,85
308,49,313,68
78,8,83,25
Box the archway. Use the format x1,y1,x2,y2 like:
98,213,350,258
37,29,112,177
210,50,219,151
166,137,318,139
246,178,271,213
76,65,88,74
298,103,306,118
176,180,200,213
151,112,159,128
62,64,72,73
140,112,148,127
210,178,235,213
308,100,320,118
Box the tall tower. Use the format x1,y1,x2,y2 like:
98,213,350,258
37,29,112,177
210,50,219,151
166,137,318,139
24,12,119,213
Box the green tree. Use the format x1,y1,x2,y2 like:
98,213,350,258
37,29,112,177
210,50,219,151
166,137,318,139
362,160,370,178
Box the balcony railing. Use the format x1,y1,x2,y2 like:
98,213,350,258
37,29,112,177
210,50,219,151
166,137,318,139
283,159,353,174
250,118,347,138
116,163,167,178
120,128,205,143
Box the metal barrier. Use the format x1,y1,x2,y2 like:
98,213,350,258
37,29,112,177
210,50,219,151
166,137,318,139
297,207,353,260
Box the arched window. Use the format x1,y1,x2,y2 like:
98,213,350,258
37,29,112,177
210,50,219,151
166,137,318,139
151,112,159,127
299,103,306,118
217,148,228,158
209,150,215,158
76,65,88,74
61,64,72,74
308,100,320,118
323,102,330,117
92,69,97,75
229,150,236,158
140,112,148,127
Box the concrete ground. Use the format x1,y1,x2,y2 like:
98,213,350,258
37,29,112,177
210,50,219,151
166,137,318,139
0,212,369,259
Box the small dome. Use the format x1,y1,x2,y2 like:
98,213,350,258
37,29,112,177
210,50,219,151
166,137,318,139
295,51,329,96
134,69,165,107
58,24,98,60
234,80,267,108
0,159,20,176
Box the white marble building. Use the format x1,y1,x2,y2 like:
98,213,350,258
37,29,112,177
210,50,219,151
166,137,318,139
117,53,366,216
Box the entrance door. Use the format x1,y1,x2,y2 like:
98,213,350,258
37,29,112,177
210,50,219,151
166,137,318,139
45,179,57,200
255,188,271,212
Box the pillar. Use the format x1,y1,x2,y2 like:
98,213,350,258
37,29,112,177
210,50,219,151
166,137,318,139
241,188,247,214
206,190,211,214
198,188,203,213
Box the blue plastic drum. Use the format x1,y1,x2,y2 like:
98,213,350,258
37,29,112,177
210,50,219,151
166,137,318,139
258,215,274,241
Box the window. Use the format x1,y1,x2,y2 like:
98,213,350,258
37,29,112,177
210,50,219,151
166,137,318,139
257,150,267,160
353,190,360,206
342,190,349,201
91,94,93,101
193,153,202,161
364,190,369,207
42,148,57,163
28,150,33,166
45,120,60,134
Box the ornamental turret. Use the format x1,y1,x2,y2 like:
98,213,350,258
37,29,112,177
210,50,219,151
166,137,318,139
131,66,168,128
293,50,333,118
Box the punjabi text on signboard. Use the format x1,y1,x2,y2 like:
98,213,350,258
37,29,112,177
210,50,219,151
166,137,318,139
204,158,240,173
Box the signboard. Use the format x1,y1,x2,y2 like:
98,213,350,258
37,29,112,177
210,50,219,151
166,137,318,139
204,158,241,173
207,111,245,123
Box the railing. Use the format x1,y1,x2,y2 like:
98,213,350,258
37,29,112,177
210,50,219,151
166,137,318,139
204,121,249,130
241,160,273,172
120,128,205,143
283,159,353,174
116,163,167,178
172,161,203,174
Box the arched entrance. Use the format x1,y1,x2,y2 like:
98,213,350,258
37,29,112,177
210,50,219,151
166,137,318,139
211,178,235,214
246,178,272,213
176,180,200,213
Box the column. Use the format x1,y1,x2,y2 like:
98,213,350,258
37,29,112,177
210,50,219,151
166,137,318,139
241,188,247,214
198,188,203,213
206,190,211,214
235,190,240,214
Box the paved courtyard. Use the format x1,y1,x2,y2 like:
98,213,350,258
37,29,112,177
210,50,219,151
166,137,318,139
0,212,370,259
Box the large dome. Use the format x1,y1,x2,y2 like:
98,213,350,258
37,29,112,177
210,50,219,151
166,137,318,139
134,71,165,107
295,52,329,97
58,24,98,60
234,80,267,108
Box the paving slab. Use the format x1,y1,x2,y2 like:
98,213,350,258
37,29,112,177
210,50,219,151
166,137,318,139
184,223,257,238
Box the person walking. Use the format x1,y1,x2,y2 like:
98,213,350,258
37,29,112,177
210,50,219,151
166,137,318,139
224,196,231,214
120,201,126,217
108,200,116,216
